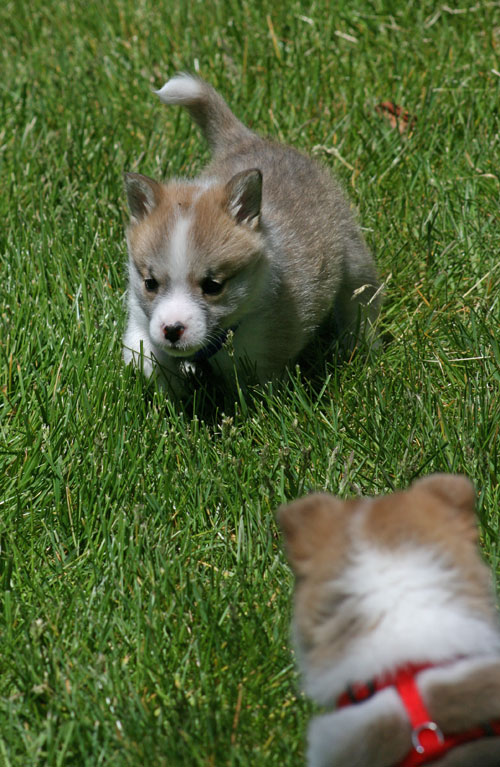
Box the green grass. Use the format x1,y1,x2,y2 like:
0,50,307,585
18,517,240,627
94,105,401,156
1,0,500,763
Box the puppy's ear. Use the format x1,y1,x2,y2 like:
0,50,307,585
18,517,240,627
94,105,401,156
412,474,476,515
124,172,163,223
277,493,349,575
225,168,262,228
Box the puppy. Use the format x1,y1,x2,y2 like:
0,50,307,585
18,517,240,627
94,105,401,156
123,75,380,394
278,475,500,766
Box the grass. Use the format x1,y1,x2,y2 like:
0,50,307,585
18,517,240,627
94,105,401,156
1,0,500,763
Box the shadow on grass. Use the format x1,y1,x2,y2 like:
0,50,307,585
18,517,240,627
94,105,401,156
130,316,388,428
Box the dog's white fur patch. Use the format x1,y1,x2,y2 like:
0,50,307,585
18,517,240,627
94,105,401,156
308,688,404,767
146,215,209,355
123,291,156,376
168,216,192,284
149,290,206,353
305,544,500,705
155,74,202,104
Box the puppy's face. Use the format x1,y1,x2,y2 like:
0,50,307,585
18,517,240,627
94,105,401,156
278,475,490,687
125,170,266,358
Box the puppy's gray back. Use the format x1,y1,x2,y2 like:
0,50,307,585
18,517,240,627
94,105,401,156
208,137,379,331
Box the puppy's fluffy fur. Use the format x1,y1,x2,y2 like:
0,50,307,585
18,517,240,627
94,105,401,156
278,475,500,767
123,75,380,393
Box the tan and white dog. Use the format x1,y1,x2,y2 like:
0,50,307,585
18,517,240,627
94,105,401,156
123,75,380,394
278,475,500,767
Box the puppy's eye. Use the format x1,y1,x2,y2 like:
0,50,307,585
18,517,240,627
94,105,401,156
144,277,158,292
201,277,224,296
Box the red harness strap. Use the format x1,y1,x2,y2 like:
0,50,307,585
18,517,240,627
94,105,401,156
337,664,500,766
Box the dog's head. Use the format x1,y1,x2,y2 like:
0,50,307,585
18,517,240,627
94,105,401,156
278,475,496,705
124,169,266,358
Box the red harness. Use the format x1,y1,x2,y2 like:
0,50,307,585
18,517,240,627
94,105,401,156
337,663,500,766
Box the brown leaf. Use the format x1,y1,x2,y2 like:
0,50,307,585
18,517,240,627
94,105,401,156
375,101,416,134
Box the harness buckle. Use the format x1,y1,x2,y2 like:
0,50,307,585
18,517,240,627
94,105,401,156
411,721,444,754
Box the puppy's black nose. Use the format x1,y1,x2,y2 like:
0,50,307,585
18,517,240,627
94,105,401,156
163,323,186,343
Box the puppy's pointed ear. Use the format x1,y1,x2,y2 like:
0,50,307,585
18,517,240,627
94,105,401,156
412,474,476,515
225,168,262,228
277,493,349,576
124,172,163,223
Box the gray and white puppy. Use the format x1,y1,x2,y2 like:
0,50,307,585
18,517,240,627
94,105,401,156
123,75,380,393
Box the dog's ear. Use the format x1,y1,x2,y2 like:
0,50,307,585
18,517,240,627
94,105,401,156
225,168,262,228
124,172,163,223
412,474,476,515
277,493,350,575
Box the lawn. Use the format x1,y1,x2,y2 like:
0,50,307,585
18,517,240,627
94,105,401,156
1,0,500,764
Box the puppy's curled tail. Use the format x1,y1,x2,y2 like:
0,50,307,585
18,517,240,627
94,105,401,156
156,74,253,156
